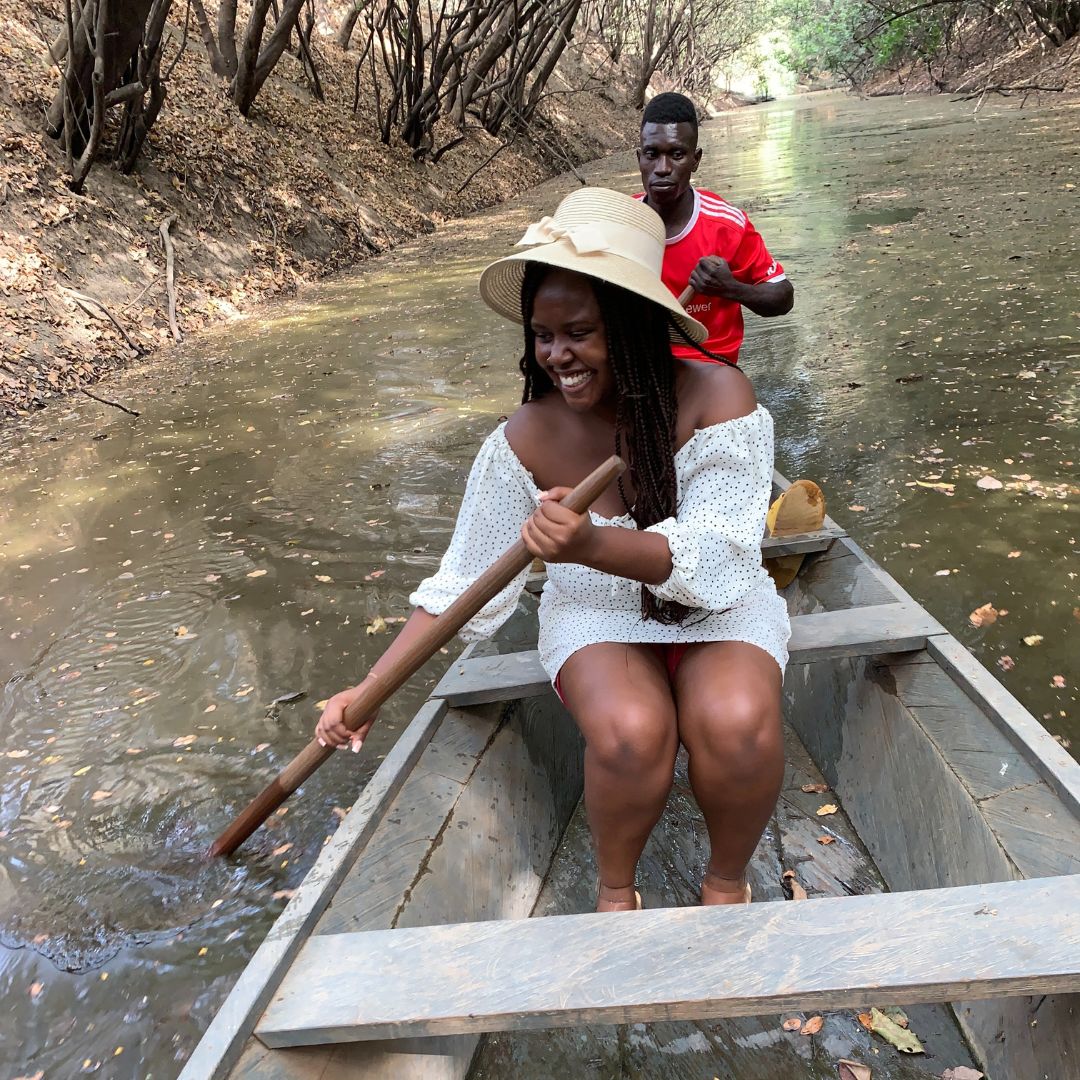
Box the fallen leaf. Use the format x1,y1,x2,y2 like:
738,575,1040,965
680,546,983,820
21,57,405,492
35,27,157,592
1007,550,1022,558
173,735,197,747
272,843,293,857
255,742,270,752
848,504,866,512
915,480,954,493
1052,675,1066,688
364,569,386,580
817,835,836,845
205,573,221,583
236,686,254,697
73,765,92,776
315,698,329,710
315,574,333,583
782,1017,802,1031
857,1011,874,1031
6,749,30,758
174,626,192,637
247,569,268,578
203,704,217,713
366,616,387,635
1023,635,1044,647
12,1072,44,1080
976,476,1003,490
816,803,838,816
838,1061,872,1080
968,603,999,628
29,981,43,1000
272,889,296,901
800,1015,823,1035
881,1006,909,1028
91,790,112,801
941,1068,984,1080
869,1007,924,1053
782,869,808,901
997,655,1015,671
801,782,829,793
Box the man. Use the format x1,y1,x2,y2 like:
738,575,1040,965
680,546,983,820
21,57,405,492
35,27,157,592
636,92,794,364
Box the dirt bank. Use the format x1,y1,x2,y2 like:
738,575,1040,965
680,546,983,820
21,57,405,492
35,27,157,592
865,13,1080,97
0,4,641,420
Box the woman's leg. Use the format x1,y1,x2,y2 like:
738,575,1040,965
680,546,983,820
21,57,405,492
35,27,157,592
672,641,784,905
558,642,679,911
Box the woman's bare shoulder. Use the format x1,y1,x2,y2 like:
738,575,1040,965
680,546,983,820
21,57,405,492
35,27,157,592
677,361,758,429
504,396,562,470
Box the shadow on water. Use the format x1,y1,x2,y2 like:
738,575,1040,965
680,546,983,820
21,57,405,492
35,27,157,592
0,90,1076,1077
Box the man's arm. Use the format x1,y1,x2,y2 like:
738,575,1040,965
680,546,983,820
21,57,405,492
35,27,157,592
688,256,794,317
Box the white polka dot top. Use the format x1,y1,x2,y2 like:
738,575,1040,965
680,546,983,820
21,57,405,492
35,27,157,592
410,405,791,680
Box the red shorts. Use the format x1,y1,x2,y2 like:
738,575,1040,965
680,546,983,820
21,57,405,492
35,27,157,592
553,643,692,706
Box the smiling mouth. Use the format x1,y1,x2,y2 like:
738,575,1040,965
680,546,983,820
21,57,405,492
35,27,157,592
557,370,593,390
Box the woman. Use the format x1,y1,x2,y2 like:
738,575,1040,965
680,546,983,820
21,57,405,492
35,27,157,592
316,188,790,912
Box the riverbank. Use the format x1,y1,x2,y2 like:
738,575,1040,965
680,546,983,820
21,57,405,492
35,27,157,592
0,4,641,420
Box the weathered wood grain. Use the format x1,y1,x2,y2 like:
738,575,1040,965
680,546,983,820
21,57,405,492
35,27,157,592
927,634,1080,819
433,603,944,706
177,698,450,1080
256,876,1080,1046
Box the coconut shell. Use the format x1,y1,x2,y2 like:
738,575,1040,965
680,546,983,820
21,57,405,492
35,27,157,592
764,480,826,588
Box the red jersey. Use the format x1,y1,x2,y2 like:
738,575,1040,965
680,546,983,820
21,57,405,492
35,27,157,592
634,188,785,363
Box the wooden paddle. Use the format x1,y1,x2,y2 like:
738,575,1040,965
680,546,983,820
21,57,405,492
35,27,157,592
210,454,627,857
678,284,694,307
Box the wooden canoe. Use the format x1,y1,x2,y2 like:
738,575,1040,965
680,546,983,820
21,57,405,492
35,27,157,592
180,474,1080,1080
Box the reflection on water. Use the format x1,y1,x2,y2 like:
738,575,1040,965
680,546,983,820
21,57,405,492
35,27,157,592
0,91,1076,1077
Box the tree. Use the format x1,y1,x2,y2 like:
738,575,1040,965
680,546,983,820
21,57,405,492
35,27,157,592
45,0,179,192
189,0,309,114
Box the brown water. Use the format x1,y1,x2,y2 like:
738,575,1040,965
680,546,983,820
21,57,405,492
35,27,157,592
0,91,1076,1078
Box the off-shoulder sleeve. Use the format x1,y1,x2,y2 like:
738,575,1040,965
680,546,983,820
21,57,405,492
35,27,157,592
409,425,537,640
644,406,773,611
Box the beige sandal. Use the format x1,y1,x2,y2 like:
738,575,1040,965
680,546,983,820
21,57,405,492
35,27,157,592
596,883,642,912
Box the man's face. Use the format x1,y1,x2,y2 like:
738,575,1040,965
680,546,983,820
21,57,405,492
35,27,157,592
637,121,701,207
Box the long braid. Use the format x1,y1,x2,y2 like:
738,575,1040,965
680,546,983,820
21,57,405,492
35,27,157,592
670,316,739,367
518,263,691,625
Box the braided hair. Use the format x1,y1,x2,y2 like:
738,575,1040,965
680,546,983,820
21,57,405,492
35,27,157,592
519,263,712,625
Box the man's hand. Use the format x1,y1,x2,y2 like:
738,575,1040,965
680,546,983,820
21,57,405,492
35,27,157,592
688,256,743,301
520,488,595,564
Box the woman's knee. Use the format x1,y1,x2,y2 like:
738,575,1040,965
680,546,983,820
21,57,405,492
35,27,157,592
680,692,781,774
582,704,676,776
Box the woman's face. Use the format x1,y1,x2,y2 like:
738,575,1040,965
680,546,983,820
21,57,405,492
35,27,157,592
529,270,614,414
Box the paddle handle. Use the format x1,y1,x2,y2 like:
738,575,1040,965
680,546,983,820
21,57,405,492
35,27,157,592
209,454,626,857
678,285,694,307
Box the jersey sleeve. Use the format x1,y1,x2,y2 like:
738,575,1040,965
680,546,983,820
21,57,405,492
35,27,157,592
728,216,786,285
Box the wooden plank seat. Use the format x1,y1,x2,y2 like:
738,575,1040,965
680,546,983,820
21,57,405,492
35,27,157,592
433,602,944,706
256,875,1080,1047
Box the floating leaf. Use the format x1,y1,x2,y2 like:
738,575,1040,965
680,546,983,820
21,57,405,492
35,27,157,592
1023,635,1044,647
91,790,112,801
968,603,999,628
869,1007,924,1053
1007,550,1022,558
272,889,296,901
73,765,92,776
816,803,838,816
173,735,197,747
366,616,387,635
29,982,43,1000
272,843,293,857
203,704,217,713
255,742,270,752
1052,675,1066,688
801,782,829,793
848,504,866,512
997,655,1015,671
315,575,333,583
6,749,30,759
236,686,254,697
915,480,954,494
800,1015,823,1035
976,476,1003,491
246,569,268,578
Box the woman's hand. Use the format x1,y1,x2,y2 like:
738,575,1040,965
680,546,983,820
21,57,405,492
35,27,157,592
521,487,595,564
315,674,381,753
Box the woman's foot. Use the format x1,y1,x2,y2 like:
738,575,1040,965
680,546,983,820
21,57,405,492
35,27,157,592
701,870,751,906
596,882,642,912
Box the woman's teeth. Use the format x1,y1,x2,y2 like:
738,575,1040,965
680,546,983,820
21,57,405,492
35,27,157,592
560,371,592,388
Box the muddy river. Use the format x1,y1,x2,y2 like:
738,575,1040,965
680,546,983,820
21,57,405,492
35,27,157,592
0,91,1076,1077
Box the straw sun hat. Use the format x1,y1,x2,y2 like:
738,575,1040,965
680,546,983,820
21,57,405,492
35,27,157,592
479,187,707,345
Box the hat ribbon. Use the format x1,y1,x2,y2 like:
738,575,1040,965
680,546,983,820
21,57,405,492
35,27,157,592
516,216,610,255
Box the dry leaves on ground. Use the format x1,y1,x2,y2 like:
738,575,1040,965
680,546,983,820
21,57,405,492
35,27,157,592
782,1016,802,1031
817,803,839,816
838,1061,872,1080
801,782,829,793
869,1007,924,1053
976,476,1004,490
941,1068,983,1080
800,1015,823,1035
